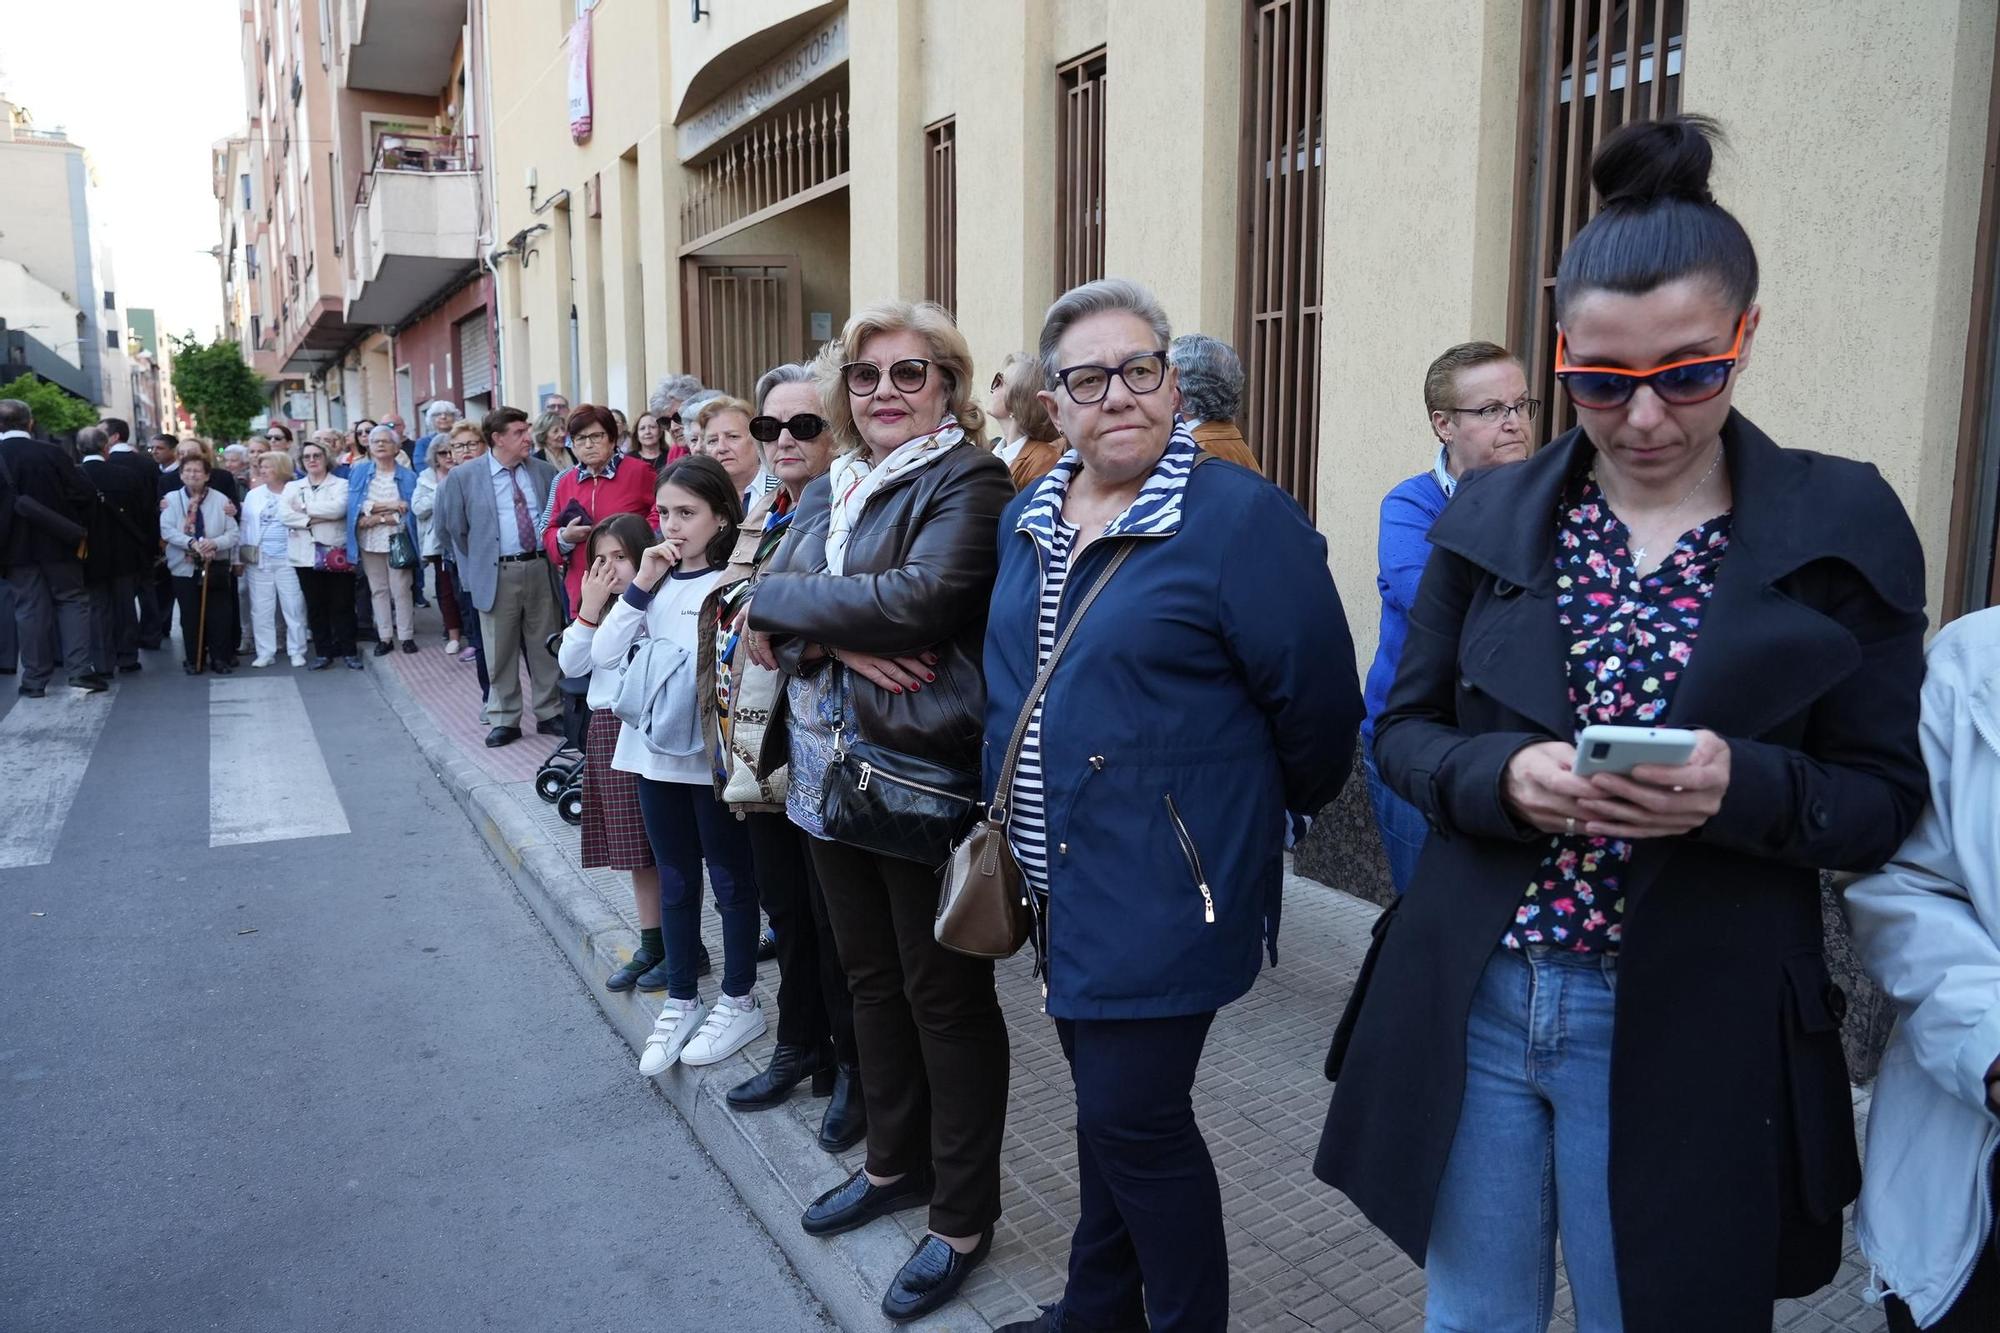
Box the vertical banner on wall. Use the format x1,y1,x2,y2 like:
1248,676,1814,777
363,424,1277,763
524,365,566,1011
567,10,593,143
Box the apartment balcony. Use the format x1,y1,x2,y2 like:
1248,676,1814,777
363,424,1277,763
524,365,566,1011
344,0,463,95
346,135,480,328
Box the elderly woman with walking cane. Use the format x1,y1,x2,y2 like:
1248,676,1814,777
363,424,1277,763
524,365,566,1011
161,454,239,675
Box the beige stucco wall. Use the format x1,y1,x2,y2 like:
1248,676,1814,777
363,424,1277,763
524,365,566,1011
667,0,837,122
488,0,680,410
1685,0,1996,622
1315,0,1524,666
847,0,926,305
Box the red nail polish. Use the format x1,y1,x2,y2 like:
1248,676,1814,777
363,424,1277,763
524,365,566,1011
926,673,936,683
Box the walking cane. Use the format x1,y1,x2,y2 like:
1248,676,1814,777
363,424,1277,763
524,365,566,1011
194,552,211,674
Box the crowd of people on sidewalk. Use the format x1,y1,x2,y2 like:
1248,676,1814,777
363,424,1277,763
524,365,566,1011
4,114,1998,1333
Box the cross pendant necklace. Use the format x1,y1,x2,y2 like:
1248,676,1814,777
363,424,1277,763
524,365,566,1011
1611,446,1725,571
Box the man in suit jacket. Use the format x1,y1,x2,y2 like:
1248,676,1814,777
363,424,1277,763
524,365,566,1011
435,406,563,747
102,417,164,652
1169,333,1262,473
0,399,100,695
138,432,181,647
77,424,155,676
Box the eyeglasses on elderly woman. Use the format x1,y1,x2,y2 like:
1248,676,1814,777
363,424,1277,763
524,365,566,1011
748,413,828,443
841,358,935,396
1054,349,1169,406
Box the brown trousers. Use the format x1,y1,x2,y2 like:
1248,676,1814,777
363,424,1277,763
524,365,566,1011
807,838,1009,1237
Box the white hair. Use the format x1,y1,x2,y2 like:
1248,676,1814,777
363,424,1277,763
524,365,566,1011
677,390,720,431
648,374,704,414
421,399,460,427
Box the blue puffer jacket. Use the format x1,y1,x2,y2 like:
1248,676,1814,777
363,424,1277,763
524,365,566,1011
343,463,422,564
983,432,1364,1020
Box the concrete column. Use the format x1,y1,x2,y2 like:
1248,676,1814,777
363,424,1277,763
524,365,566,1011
956,0,1058,377
847,0,926,306
635,128,685,389
579,196,609,403
1103,0,1242,339
602,152,650,417
1314,0,1523,665
1685,0,1996,619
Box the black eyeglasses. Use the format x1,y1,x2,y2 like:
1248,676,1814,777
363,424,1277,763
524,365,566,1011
749,413,828,443
1055,350,1169,405
1446,397,1542,424
841,358,933,396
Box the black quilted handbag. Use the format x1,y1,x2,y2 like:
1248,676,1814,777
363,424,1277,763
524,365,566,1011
819,679,979,867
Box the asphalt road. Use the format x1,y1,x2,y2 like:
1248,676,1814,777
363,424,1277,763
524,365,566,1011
0,647,831,1332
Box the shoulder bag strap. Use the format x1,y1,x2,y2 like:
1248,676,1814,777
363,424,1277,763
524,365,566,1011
989,451,1210,822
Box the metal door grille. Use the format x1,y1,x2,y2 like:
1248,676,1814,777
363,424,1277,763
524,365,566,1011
1056,49,1107,294
1511,0,1687,441
1235,0,1326,516
680,91,850,250
456,310,492,398
925,118,958,313
680,256,804,403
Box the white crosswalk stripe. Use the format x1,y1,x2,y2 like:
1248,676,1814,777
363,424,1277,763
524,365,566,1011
0,689,115,869
208,676,351,846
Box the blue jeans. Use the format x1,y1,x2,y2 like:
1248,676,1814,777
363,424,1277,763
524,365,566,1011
1364,751,1428,894
1426,947,1623,1333
635,777,759,1001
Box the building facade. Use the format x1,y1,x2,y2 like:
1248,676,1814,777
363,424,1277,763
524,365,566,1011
0,97,133,419
218,0,500,439
473,0,1997,628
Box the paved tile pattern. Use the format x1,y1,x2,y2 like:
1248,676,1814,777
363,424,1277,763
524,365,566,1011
388,623,1891,1332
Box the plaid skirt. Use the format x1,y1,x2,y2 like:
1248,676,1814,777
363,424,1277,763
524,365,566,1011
581,707,655,870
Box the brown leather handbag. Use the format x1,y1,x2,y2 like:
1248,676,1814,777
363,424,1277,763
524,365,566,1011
936,541,1137,959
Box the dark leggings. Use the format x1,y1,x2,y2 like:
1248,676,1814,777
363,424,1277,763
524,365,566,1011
635,777,759,1002
172,569,234,670
429,557,462,635
745,812,856,1064
297,567,356,657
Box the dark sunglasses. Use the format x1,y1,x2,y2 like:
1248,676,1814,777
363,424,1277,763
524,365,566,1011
1555,315,1746,411
841,358,933,396
749,413,828,443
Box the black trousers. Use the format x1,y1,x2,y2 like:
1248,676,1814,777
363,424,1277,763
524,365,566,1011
745,813,856,1065
137,562,172,647
172,569,233,670
1055,1012,1227,1333
808,838,1008,1238
1886,1155,2000,1332
86,575,138,674
297,568,357,658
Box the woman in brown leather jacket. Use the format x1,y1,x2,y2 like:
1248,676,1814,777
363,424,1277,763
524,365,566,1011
745,300,1013,1325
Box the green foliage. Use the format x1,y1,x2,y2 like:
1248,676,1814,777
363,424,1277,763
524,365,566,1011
169,334,266,443
0,373,98,436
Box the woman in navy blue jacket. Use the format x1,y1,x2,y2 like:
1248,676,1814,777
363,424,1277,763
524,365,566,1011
985,279,1364,1333
344,424,423,655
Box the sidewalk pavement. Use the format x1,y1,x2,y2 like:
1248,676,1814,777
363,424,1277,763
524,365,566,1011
373,632,1889,1333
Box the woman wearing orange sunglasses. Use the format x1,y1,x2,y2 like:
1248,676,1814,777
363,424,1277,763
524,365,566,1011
1316,115,1929,1332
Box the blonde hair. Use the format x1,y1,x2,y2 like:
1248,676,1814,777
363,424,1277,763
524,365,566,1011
1000,355,1060,445
448,420,484,447
695,395,754,434
258,450,296,481
813,300,986,454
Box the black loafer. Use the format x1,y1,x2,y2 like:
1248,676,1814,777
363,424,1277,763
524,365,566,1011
308,656,332,670
800,1165,933,1237
535,716,564,736
881,1228,991,1323
485,725,522,748
633,943,709,992
373,640,395,657
996,1302,1144,1333
69,673,109,693
17,685,46,698
605,951,662,992
400,640,419,654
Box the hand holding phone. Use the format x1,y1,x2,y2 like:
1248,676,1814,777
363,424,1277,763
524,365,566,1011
1571,725,1698,776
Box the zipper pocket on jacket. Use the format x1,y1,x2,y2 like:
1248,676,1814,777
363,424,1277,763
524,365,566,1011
1163,793,1216,924
857,761,962,802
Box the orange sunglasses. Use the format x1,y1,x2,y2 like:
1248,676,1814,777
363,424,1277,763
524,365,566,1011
1555,313,1747,410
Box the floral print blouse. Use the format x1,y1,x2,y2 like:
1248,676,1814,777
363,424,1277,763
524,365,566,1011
1501,472,1733,954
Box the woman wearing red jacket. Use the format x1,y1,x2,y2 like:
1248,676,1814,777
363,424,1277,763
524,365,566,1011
539,404,659,615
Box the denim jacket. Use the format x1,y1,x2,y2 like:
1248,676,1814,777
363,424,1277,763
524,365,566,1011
1847,607,2000,1326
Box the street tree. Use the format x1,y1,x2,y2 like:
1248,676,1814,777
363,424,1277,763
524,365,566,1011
170,334,266,443
0,373,98,436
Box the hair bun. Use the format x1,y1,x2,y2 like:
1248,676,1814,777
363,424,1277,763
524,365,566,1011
1592,114,1722,208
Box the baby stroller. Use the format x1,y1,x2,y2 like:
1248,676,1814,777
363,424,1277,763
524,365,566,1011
537,631,591,826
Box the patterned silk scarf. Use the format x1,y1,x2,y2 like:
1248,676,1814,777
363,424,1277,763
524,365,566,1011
823,414,965,575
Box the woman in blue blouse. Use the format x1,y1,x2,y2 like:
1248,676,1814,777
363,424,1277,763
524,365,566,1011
1362,342,1532,893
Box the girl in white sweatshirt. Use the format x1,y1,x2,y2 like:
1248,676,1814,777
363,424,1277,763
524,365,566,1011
590,457,761,1076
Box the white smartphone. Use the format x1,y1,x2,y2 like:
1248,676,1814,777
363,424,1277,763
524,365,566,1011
1572,724,1698,777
